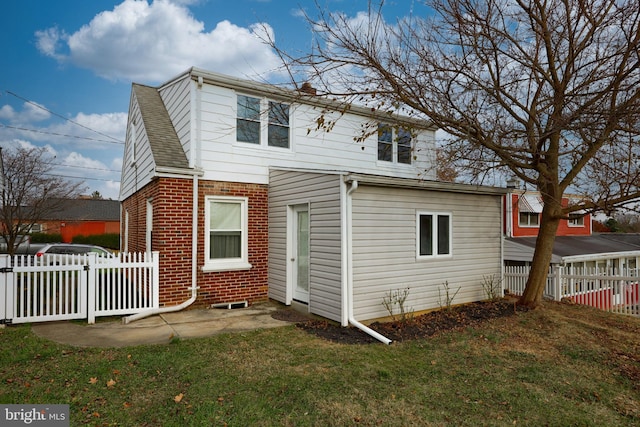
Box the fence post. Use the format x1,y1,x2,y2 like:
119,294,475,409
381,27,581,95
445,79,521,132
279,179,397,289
152,251,160,309
0,255,9,323
554,266,563,301
87,253,97,324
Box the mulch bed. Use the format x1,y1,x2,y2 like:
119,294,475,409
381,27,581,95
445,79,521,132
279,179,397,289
273,299,529,344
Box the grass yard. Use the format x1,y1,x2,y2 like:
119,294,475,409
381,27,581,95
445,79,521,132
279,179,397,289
0,301,639,426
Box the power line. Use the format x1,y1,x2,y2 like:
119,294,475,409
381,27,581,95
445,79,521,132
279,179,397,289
56,163,120,173
42,172,120,183
5,90,124,143
0,124,124,145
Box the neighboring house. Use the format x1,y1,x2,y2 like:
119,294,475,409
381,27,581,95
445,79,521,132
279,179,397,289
503,184,640,275
31,198,120,243
504,186,591,238
119,67,506,335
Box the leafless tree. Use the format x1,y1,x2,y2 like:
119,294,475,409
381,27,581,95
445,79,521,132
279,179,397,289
0,146,84,255
279,0,640,307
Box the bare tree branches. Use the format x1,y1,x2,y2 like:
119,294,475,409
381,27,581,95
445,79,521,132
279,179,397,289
0,146,84,255
280,0,640,305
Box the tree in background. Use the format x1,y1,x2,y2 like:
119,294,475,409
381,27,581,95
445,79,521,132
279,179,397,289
0,146,84,255
281,0,640,307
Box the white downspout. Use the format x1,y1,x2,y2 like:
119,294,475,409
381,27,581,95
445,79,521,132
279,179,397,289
346,179,392,345
124,77,204,324
123,174,200,323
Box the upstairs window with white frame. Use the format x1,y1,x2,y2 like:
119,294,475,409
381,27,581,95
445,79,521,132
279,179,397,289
204,196,251,271
418,212,452,258
378,124,413,164
237,95,290,148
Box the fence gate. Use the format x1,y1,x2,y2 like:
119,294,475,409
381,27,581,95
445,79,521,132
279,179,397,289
0,252,159,325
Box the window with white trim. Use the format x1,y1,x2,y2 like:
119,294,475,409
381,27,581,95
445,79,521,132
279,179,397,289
204,196,251,271
378,124,413,164
568,213,584,227
519,212,540,227
237,95,290,148
418,212,452,258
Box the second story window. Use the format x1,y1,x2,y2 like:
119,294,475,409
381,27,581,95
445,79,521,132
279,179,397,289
268,101,289,148
237,95,290,148
237,95,261,144
378,124,413,164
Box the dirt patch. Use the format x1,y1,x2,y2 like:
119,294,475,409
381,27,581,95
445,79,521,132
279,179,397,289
271,307,318,323
284,299,529,344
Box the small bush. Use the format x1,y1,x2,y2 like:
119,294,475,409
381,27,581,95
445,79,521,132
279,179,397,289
30,233,62,243
382,288,414,323
481,274,503,301
438,281,461,310
72,233,120,250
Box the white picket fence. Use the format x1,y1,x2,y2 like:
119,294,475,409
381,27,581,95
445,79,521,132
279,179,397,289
504,265,640,317
0,251,159,324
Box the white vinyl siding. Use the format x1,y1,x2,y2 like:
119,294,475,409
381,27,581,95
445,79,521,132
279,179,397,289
120,93,154,200
195,83,435,185
351,185,503,321
268,170,342,322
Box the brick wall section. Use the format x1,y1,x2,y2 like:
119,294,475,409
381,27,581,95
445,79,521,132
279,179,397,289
122,177,269,308
196,180,269,307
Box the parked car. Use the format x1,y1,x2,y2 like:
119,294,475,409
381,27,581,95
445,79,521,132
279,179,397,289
34,244,114,264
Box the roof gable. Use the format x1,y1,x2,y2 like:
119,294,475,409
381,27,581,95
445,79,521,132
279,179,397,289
132,84,189,170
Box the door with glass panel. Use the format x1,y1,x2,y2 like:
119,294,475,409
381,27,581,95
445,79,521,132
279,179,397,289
291,205,310,304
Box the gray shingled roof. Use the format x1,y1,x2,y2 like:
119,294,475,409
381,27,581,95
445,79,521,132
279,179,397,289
505,234,640,262
41,199,120,221
132,84,189,169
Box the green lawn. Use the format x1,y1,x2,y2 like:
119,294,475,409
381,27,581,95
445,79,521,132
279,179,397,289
1,302,639,426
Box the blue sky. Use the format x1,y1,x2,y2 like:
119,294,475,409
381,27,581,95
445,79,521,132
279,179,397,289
0,0,421,199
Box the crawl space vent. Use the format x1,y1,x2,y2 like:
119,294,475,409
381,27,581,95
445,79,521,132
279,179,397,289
211,301,248,310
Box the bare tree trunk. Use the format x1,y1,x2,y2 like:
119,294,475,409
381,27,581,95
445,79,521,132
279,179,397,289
519,203,562,307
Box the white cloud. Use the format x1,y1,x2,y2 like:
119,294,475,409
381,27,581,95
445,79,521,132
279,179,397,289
0,105,126,149
63,151,109,171
36,0,283,83
0,102,51,124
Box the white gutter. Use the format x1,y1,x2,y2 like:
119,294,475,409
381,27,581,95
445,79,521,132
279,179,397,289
345,179,392,345
124,174,200,324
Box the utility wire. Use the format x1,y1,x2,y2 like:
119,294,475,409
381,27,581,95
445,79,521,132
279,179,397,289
0,124,124,145
56,163,120,173
42,172,120,183
5,90,124,143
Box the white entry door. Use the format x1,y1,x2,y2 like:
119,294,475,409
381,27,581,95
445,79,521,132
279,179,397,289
291,205,310,303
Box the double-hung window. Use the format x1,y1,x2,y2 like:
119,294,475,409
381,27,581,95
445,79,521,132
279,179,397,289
417,212,452,258
237,95,290,148
204,196,251,271
237,95,261,144
378,124,413,164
